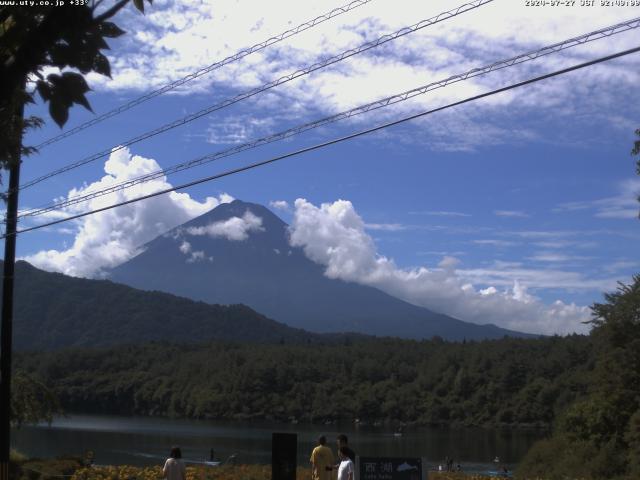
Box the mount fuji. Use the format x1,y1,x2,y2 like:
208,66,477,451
109,200,531,340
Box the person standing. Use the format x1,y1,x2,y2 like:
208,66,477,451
310,435,334,480
336,434,356,462
337,446,354,480
163,447,186,480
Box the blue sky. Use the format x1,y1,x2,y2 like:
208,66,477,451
11,0,640,335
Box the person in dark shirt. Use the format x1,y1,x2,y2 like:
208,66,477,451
336,434,356,462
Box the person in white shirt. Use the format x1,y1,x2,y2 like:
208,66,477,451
337,446,354,480
163,446,186,480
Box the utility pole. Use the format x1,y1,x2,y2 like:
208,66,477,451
0,83,24,480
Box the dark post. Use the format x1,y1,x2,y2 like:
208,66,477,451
272,432,297,480
0,84,24,480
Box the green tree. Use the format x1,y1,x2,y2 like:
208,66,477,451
517,276,640,480
1,0,152,169
1,1,152,470
10,370,60,427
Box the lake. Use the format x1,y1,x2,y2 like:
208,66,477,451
12,414,546,472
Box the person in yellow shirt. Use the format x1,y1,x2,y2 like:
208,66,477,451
310,435,334,480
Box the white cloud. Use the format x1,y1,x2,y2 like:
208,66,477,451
532,240,599,249
186,210,264,241
177,240,208,263
438,256,461,270
187,250,208,263
179,240,192,254
22,147,232,277
526,251,593,263
365,223,407,231
288,198,594,335
473,239,518,247
604,259,640,273
269,200,290,211
200,115,277,144
409,210,471,217
494,210,530,218
417,250,467,257
87,0,640,151
553,178,640,219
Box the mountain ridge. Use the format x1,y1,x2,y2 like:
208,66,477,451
4,259,364,351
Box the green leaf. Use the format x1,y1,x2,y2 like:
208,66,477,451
60,72,93,112
93,52,111,78
73,51,95,74
61,71,90,94
36,80,52,102
99,21,126,38
133,0,144,13
89,32,111,50
75,93,93,112
49,99,69,128
49,44,73,68
23,115,44,130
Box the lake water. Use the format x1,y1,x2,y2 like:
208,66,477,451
12,414,546,472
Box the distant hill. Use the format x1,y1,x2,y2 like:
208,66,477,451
5,260,334,351
110,200,533,341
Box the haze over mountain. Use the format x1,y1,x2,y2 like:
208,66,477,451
5,260,332,351
109,200,531,340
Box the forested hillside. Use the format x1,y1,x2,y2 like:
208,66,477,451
518,275,640,480
5,260,337,349
16,334,593,428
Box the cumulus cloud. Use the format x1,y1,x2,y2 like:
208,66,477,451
269,200,290,211
187,250,208,263
186,211,264,241
177,240,209,263
22,147,232,277
288,198,592,335
179,241,192,254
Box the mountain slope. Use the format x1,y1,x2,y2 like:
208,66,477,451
109,200,531,340
5,260,329,351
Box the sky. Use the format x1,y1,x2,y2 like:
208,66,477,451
10,0,640,336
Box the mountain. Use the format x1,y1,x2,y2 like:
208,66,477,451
5,260,337,351
109,200,531,340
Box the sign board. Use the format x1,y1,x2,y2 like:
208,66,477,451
359,457,422,480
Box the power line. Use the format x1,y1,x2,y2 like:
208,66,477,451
33,0,374,150
17,16,640,220
18,0,494,192
8,45,640,239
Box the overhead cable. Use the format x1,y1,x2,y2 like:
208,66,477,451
17,16,640,220
19,0,494,193
33,0,374,150
8,45,640,239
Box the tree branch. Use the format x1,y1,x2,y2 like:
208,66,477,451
95,0,130,23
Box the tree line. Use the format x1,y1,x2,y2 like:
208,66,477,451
16,333,593,429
